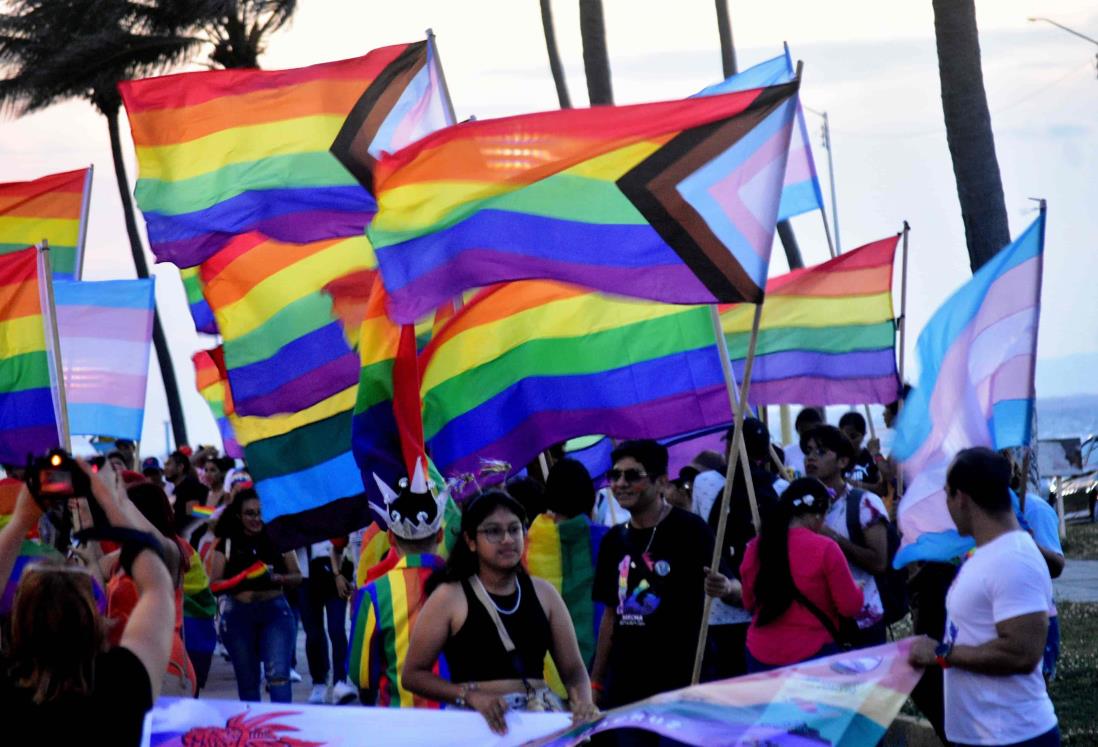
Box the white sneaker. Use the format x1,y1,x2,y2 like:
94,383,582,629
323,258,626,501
289,668,303,683
307,684,329,704
332,680,357,705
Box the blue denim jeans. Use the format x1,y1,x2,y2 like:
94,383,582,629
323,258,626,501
219,595,296,702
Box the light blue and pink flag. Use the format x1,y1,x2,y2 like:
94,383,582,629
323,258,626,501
892,210,1045,567
534,639,922,746
54,278,155,440
696,45,824,222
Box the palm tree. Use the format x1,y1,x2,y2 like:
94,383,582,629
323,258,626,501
932,0,1010,271
193,0,297,69
0,0,207,448
579,0,613,105
539,0,572,108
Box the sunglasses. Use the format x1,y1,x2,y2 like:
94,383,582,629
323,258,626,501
607,468,648,484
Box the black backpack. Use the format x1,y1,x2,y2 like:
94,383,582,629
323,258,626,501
845,489,909,626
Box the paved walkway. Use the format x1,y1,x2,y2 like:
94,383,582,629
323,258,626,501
1054,558,1098,603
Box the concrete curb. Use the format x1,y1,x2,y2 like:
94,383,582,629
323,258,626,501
881,715,944,746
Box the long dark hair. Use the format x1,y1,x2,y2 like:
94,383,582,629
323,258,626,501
427,489,527,593
753,478,831,626
213,487,260,540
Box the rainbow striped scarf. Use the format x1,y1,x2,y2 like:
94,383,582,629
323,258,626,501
348,553,446,707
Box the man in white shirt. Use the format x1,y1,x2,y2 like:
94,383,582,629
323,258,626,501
910,447,1059,747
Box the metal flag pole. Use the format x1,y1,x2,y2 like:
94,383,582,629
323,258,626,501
425,29,457,127
74,165,94,281
821,110,842,255
37,240,71,451
691,304,765,685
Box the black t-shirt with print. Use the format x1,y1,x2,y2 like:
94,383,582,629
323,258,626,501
0,646,153,746
593,506,715,705
850,448,881,485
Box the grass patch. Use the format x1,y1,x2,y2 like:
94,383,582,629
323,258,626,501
1063,520,1098,560
1049,601,1098,745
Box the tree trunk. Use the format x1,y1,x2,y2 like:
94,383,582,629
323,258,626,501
714,0,737,78
579,0,613,105
539,0,572,108
932,0,1010,271
106,107,189,448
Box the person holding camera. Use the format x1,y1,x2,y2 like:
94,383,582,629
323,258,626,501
0,459,175,746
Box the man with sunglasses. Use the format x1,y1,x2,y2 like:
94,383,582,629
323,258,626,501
589,440,717,715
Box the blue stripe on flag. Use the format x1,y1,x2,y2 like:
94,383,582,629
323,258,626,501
68,403,144,441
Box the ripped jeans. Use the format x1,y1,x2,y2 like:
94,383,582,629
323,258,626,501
219,595,296,702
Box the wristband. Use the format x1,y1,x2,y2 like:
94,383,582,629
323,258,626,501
934,641,953,669
590,681,605,693
74,527,166,576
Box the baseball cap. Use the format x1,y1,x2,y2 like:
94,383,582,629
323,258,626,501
141,456,161,472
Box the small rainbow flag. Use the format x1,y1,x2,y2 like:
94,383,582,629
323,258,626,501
366,81,799,323
210,560,269,594
181,266,217,335
120,44,419,267
188,505,219,519
0,247,61,463
193,346,243,458
0,168,92,280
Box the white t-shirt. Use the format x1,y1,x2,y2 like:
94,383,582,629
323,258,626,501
943,530,1057,745
824,486,887,629
782,442,806,478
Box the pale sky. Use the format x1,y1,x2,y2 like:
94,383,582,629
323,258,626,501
2,0,1096,455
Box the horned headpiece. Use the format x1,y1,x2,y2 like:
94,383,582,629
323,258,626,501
371,458,448,541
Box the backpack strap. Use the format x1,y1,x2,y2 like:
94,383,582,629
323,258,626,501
845,488,867,547
790,585,848,647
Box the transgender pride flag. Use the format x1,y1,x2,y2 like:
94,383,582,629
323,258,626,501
55,279,155,440
696,44,825,221
892,210,1045,567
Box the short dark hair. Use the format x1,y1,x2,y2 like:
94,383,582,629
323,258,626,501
726,417,771,462
504,476,546,520
690,450,726,473
167,450,191,470
794,407,824,431
885,384,913,417
801,424,855,467
838,411,867,434
947,447,1012,513
610,439,668,478
544,459,596,518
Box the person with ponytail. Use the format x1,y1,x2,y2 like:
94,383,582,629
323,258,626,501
739,478,864,672
402,489,597,736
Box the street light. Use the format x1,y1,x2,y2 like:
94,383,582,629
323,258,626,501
1028,17,1098,77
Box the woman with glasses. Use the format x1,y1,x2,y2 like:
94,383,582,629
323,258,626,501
402,489,597,736
739,478,864,672
207,488,302,702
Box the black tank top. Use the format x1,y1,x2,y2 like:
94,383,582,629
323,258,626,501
444,573,551,683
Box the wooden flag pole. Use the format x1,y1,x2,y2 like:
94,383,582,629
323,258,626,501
692,303,764,685
895,222,910,498
37,241,71,452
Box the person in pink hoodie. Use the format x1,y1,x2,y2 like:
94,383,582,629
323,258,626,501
740,478,864,671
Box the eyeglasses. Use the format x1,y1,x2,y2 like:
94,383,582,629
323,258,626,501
607,468,648,484
477,524,524,544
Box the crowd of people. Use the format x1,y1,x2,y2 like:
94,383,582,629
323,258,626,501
0,404,1067,746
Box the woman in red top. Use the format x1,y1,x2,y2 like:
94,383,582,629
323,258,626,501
740,478,864,671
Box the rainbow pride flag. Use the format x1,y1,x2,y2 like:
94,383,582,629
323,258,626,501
533,639,921,746
229,385,367,550
347,553,448,708
526,514,608,690
181,267,217,335
420,237,899,481
119,43,428,267
193,346,243,458
210,560,269,594
54,278,155,440
200,231,374,418
718,234,900,405
0,168,92,280
367,81,799,322
696,45,823,221
0,247,60,463
0,538,63,615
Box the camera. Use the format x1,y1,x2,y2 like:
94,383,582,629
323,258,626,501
24,449,109,544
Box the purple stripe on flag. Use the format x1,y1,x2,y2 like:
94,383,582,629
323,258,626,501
64,372,149,408
232,353,359,418
741,348,896,384
746,374,901,407
386,250,712,323
0,424,60,464
55,307,153,342
437,384,731,479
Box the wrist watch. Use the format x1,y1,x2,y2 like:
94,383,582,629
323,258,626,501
453,682,477,707
934,640,953,669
